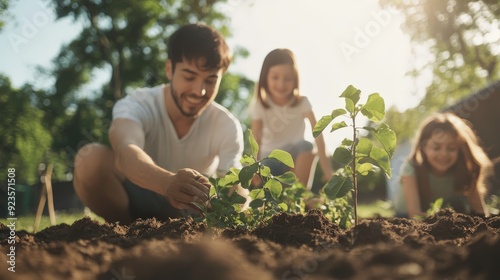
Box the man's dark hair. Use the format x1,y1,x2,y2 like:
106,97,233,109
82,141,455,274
167,22,232,72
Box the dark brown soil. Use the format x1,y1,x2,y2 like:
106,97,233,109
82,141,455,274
1,208,499,280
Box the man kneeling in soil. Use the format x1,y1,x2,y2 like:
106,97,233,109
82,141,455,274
73,23,245,224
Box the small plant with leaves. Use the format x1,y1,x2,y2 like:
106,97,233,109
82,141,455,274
412,198,444,221
194,130,302,231
238,130,303,227
318,196,354,229
192,171,248,232
313,85,397,225
426,198,444,217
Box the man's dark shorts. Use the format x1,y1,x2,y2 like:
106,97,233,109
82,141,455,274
123,180,183,220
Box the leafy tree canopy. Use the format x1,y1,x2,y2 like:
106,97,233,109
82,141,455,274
380,0,500,143
47,0,251,161
0,75,53,184
3,0,253,182
0,0,10,30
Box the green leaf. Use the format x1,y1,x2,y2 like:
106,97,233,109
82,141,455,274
239,162,259,188
332,146,353,167
249,188,265,200
427,198,443,215
360,93,385,122
330,121,348,132
209,185,216,197
340,85,361,112
278,202,288,211
249,199,264,208
341,138,353,146
313,115,333,137
229,167,240,175
212,201,227,214
260,165,272,177
357,162,374,176
323,174,353,199
218,172,239,187
362,126,376,132
369,146,391,178
344,98,355,114
268,149,294,168
337,178,353,197
209,176,218,187
228,193,247,204
331,108,347,119
275,171,297,185
231,203,243,212
373,123,397,157
356,138,373,156
240,154,255,166
265,179,283,200
216,184,233,198
247,129,259,158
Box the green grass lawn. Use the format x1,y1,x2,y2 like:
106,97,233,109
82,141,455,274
357,200,395,218
0,210,105,233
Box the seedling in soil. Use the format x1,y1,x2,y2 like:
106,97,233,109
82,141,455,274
426,198,443,217
194,130,302,231
313,85,396,226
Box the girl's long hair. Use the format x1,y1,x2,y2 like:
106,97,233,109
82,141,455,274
408,112,492,210
256,48,301,108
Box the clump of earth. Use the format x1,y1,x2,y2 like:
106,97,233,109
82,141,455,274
1,208,499,279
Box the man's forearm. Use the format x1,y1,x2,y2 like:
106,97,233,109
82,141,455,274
115,144,174,196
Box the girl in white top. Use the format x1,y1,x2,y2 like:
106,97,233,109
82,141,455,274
249,49,333,187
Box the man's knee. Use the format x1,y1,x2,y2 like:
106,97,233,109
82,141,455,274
74,143,113,180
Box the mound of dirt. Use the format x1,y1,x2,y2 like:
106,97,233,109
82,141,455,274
1,209,499,279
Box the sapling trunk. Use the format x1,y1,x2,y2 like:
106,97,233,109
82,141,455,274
351,116,358,226
257,169,267,224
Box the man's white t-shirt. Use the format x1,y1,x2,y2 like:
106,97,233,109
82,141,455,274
112,85,244,176
248,96,313,157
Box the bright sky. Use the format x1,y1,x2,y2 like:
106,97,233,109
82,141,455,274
0,0,432,151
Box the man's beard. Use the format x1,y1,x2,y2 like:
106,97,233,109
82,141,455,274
170,84,201,118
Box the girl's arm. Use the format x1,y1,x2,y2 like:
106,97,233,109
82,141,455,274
401,174,426,218
251,119,263,160
468,187,487,215
305,111,333,182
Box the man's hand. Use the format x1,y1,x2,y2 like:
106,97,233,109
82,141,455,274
164,168,211,211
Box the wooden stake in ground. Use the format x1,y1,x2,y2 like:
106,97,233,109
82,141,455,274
33,164,56,232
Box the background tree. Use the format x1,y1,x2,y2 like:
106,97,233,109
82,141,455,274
379,0,500,143
0,0,10,30
0,75,54,184
46,0,253,176
2,0,253,183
